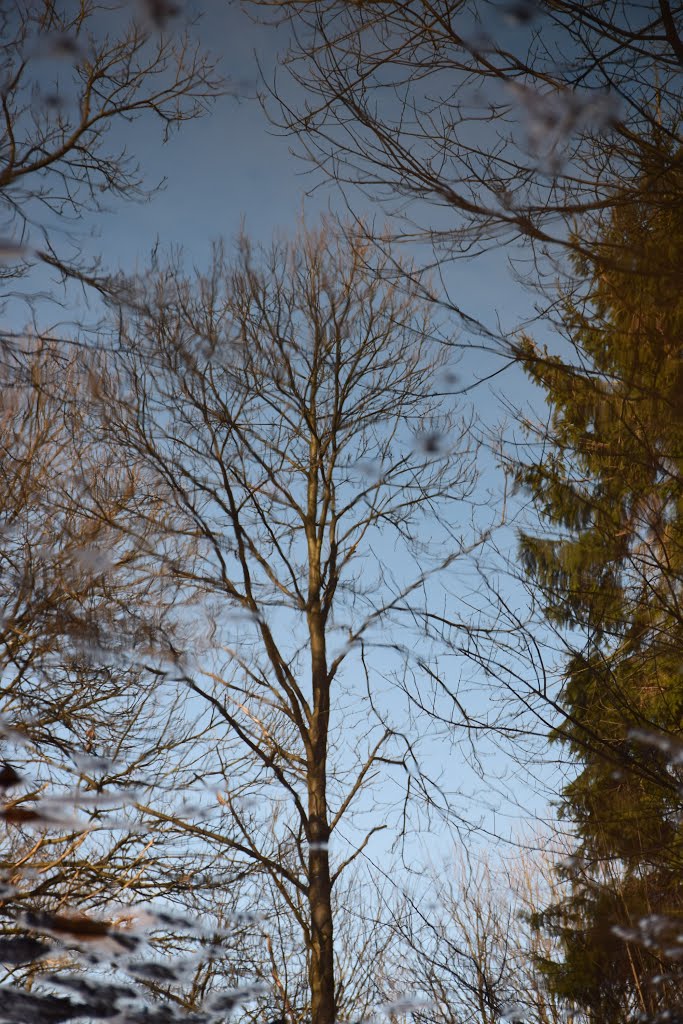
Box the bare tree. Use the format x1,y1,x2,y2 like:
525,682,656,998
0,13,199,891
0,0,227,951
383,843,570,1024
0,340,257,1014
253,0,681,277
0,0,228,952
0,1,222,298
99,221,488,1024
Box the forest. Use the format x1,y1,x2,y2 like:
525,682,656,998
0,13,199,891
0,1,681,1023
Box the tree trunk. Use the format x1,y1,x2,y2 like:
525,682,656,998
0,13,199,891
308,606,335,1024
308,772,335,1024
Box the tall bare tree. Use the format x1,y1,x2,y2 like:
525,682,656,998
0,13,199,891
100,222,487,1024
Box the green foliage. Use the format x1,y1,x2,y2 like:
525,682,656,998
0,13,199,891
516,153,683,1023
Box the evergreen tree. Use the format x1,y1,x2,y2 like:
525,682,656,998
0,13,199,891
514,154,683,1023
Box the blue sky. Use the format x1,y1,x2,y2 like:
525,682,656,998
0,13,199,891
6,0,561,865
9,0,544,425
92,3,540,352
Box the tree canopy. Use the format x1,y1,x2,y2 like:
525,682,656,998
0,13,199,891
513,153,683,1022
